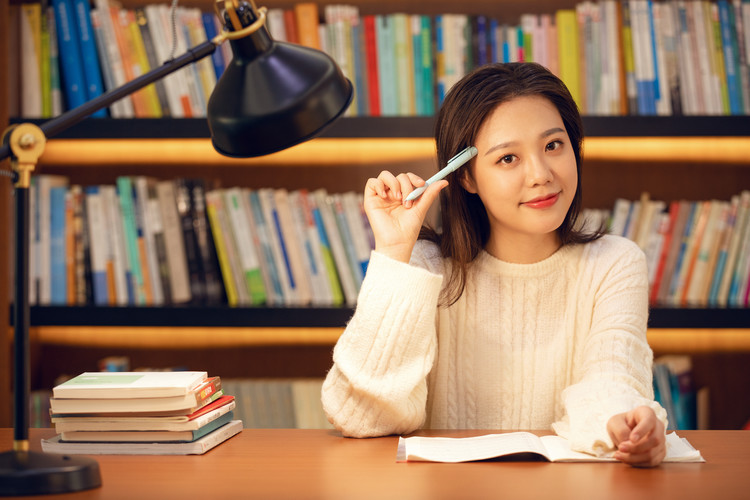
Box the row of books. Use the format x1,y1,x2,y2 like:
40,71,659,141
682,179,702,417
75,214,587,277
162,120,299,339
583,190,750,308
653,355,705,430
23,175,372,307
269,0,750,117
43,371,244,455
14,0,231,119
13,0,750,119
221,378,332,430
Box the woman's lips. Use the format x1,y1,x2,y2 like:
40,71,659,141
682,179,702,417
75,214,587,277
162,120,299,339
522,192,560,209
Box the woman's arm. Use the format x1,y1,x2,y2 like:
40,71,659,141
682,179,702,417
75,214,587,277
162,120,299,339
553,239,668,463
321,251,443,437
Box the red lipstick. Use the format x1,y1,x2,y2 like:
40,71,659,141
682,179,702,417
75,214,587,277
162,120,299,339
523,192,560,209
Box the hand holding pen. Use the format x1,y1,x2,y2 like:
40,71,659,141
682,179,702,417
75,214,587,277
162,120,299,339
363,146,477,263
405,146,478,201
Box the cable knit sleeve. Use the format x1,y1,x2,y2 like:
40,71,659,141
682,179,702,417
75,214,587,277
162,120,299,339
552,237,668,456
321,249,443,437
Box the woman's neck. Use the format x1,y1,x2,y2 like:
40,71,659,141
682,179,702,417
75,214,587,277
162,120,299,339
484,231,562,264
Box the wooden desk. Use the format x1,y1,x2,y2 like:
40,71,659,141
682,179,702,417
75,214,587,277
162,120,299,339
2,429,748,499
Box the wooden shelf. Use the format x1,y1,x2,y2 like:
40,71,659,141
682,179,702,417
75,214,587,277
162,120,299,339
12,116,750,139
21,305,750,328
14,326,749,353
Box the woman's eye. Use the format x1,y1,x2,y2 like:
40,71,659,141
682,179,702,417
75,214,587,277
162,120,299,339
546,140,563,152
498,155,515,164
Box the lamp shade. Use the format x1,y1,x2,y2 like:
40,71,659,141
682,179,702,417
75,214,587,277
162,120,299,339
207,3,353,157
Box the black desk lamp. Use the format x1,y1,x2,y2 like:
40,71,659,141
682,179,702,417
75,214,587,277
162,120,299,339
0,0,352,494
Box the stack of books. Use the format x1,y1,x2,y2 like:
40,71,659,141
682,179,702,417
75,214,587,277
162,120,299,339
41,371,242,455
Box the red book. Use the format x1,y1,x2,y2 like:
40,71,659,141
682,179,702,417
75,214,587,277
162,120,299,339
364,15,380,116
283,9,298,44
650,201,679,305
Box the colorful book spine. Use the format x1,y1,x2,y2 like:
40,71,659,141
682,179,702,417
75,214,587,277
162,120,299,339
72,0,106,116
52,0,88,111
116,177,146,305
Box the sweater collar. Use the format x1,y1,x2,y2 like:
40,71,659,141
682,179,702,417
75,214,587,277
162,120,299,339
475,243,579,277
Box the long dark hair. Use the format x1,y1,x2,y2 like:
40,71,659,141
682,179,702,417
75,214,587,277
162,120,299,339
421,62,605,306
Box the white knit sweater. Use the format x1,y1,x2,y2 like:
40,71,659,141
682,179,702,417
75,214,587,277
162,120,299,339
321,234,667,456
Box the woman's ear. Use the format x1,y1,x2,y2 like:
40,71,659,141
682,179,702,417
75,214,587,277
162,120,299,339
459,167,478,194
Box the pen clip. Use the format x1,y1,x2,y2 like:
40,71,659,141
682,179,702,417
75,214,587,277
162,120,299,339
447,147,469,165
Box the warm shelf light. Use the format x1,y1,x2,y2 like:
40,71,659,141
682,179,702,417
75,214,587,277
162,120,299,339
39,136,750,167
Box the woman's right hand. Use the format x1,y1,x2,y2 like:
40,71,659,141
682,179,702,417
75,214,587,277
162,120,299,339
363,171,448,263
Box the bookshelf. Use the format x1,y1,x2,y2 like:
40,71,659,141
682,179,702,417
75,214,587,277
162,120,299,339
3,0,750,430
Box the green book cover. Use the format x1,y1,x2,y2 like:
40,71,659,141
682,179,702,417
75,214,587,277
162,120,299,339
116,176,145,305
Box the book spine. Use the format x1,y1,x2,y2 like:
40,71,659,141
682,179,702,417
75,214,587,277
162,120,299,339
52,0,88,111
72,0,106,116
84,186,108,306
116,177,146,305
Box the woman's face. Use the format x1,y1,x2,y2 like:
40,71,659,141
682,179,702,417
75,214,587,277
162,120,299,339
462,95,578,260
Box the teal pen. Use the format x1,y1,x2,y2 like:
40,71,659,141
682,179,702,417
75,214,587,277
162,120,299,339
405,146,478,202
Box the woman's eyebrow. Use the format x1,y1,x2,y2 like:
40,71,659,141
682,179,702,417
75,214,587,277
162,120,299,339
484,127,566,156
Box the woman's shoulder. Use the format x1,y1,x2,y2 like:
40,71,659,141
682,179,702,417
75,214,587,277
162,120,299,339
578,234,647,269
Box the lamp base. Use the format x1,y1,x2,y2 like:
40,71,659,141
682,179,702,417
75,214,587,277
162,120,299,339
0,449,101,496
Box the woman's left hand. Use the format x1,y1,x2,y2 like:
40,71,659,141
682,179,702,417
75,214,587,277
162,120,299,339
607,406,666,467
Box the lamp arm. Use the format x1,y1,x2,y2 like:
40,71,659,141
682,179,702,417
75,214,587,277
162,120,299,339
1,37,221,163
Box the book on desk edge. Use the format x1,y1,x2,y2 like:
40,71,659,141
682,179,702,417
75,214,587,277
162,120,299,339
59,411,234,442
51,396,235,431
52,371,209,399
396,431,705,463
49,377,221,413
42,419,243,455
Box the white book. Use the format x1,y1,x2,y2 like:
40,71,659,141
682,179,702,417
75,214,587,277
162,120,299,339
602,0,622,114
92,0,134,117
312,189,358,306
691,1,720,115
37,175,68,305
258,188,295,305
223,187,265,304
181,8,216,102
289,191,331,306
144,4,190,117
134,177,164,305
53,371,208,399
609,198,631,235
266,8,287,41
99,185,129,305
42,420,243,455
175,7,208,114
331,193,364,288
274,189,313,305
295,190,334,306
675,0,700,114
342,191,372,279
652,2,673,116
396,432,704,463
53,399,236,433
84,187,109,305
156,180,191,304
246,189,285,305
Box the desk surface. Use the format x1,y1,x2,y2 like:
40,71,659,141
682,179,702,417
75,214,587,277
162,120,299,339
2,429,749,500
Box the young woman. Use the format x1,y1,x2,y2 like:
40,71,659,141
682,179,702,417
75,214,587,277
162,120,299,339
321,62,667,467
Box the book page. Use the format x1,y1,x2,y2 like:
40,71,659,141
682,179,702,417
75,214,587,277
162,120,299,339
397,432,705,463
397,432,550,463
539,435,616,462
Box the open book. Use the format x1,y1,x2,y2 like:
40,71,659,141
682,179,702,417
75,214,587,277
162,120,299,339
397,432,704,463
